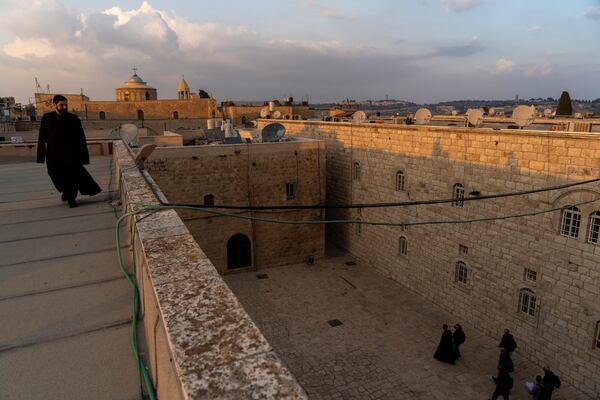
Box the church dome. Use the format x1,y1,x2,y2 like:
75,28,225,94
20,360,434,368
127,73,144,84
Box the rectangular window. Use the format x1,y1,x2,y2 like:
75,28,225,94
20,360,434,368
524,268,537,283
353,162,361,180
286,183,296,200
595,322,600,349
459,244,468,256
560,207,581,238
519,289,537,317
588,212,600,244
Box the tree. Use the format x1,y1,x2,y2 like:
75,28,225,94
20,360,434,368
556,91,573,116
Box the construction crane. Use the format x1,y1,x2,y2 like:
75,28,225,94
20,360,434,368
34,77,50,94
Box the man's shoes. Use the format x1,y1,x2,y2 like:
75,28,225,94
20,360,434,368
68,199,77,208
61,193,67,202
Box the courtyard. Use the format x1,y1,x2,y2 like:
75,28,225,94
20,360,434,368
224,252,586,400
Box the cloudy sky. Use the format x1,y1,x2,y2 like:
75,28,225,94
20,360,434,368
1,0,599,104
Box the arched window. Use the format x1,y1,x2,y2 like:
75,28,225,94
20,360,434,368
203,194,214,206
399,236,408,256
396,170,405,192
595,321,600,349
172,111,179,120
241,116,247,125
452,183,464,207
227,234,252,269
455,261,468,284
137,109,144,120
588,211,600,244
519,288,537,317
353,162,361,180
560,206,581,238
99,111,106,120
145,91,150,100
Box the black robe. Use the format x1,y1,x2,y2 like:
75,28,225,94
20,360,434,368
433,328,455,364
37,111,101,198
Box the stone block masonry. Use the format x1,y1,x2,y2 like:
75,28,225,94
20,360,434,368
145,139,326,274
258,119,600,399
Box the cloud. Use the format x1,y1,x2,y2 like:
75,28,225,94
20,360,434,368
2,37,56,59
528,26,544,33
427,36,484,58
584,6,600,20
441,0,483,12
523,62,553,77
303,0,358,20
495,58,515,74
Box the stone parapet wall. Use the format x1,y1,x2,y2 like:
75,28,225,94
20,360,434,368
114,141,307,399
144,140,326,274
257,120,600,398
0,140,112,160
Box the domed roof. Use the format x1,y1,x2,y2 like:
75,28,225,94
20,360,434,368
127,73,144,84
117,70,155,90
177,77,190,92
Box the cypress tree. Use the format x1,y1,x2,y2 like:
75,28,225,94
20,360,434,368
556,91,573,116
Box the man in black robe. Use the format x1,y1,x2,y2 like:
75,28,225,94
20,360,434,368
433,323,455,364
499,329,517,354
37,95,101,208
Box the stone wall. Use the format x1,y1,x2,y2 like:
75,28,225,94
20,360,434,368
258,120,600,398
223,105,314,124
145,140,326,274
115,141,307,399
35,93,217,120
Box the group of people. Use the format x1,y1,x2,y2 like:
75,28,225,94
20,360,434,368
433,323,465,364
433,326,562,399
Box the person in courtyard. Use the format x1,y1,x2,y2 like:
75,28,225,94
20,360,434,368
499,329,517,354
452,323,465,359
433,323,455,364
498,347,514,373
525,375,549,400
490,364,514,400
37,95,101,208
542,366,561,399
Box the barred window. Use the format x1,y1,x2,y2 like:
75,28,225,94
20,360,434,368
452,183,464,207
353,162,361,180
459,244,468,256
560,206,581,238
286,183,296,200
588,212,600,244
203,194,214,206
399,236,408,256
523,268,537,283
455,261,468,284
396,171,405,191
519,288,537,317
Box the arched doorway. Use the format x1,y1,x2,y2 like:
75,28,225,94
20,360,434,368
227,234,252,269
137,109,144,120
173,111,179,120
99,111,106,120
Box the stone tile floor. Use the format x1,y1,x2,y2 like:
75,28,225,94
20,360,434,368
224,254,588,400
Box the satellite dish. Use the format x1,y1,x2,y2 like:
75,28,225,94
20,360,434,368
451,110,458,116
512,105,535,128
414,108,432,125
261,123,286,142
488,107,496,116
120,124,138,145
466,108,484,127
134,144,157,167
272,110,282,119
260,107,270,118
353,111,367,123
543,108,553,118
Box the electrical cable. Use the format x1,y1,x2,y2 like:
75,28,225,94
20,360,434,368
155,177,600,210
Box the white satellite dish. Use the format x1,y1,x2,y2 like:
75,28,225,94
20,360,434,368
512,105,536,128
414,108,432,125
272,110,282,119
260,107,270,118
353,111,367,123
488,107,496,116
451,110,458,116
466,108,484,127
543,108,553,118
120,124,138,145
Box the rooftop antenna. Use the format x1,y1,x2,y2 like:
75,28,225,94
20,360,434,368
512,105,536,129
465,108,484,127
414,107,432,125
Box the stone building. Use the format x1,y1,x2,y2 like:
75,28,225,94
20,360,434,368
256,119,600,398
145,139,326,274
34,71,217,121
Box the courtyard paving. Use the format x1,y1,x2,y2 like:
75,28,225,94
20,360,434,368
224,254,588,400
